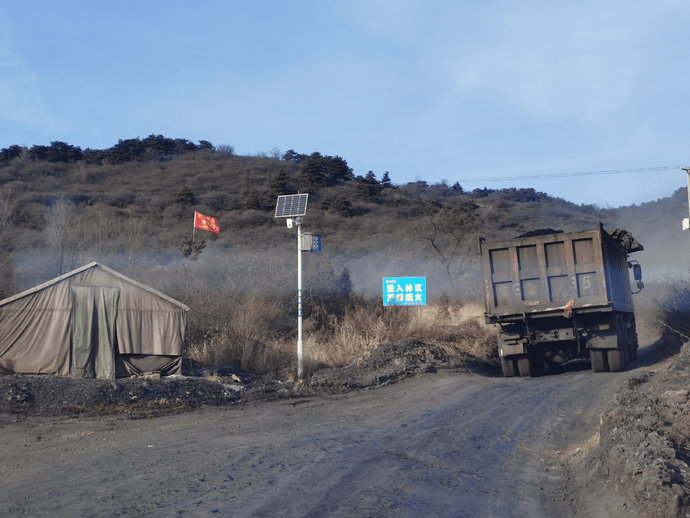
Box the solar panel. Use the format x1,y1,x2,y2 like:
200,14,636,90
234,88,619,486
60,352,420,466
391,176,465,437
275,194,308,218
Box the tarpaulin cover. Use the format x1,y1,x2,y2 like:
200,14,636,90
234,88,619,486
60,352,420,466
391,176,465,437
607,228,644,253
70,286,119,379
0,263,189,378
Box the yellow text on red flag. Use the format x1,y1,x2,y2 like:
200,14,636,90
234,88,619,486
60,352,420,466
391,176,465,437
194,211,219,233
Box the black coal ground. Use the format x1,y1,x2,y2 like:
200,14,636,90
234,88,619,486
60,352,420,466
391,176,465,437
1,336,688,517
0,339,491,419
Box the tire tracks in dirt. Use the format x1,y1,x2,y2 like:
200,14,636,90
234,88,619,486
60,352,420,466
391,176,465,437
0,364,632,517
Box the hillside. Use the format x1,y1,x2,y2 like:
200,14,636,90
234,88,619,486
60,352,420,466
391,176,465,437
1,137,649,299
1,138,687,376
613,187,690,283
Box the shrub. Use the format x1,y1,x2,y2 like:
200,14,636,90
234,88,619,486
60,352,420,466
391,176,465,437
655,280,690,341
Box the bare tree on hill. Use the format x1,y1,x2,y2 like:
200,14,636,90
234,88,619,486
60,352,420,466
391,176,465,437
0,186,17,298
414,200,481,297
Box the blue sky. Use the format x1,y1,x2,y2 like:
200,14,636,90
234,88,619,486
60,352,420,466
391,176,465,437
1,1,689,207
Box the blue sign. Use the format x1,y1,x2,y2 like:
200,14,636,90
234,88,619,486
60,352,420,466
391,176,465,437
382,277,427,306
311,235,321,253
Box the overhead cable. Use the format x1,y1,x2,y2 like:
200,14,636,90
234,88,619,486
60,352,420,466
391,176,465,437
457,166,682,183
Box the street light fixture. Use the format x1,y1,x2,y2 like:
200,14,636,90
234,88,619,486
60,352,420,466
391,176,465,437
681,167,690,230
274,194,309,380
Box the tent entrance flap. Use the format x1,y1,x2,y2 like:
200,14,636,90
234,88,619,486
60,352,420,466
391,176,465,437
70,286,120,378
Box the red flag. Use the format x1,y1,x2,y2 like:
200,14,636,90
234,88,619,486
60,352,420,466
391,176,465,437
194,211,219,233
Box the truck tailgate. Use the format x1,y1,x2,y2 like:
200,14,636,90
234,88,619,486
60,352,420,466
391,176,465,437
480,224,633,319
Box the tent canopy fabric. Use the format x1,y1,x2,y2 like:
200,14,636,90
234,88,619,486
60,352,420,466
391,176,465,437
0,262,189,378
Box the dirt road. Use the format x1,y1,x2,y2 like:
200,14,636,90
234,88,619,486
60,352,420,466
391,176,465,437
0,359,640,518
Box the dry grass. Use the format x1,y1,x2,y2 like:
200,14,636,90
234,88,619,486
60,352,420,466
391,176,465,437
406,302,497,363
182,290,294,378
184,288,497,380
203,371,219,382
649,279,690,341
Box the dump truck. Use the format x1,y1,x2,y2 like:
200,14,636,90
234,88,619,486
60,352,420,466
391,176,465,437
479,223,644,377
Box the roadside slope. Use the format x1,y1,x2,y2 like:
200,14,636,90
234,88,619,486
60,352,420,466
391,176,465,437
570,335,690,518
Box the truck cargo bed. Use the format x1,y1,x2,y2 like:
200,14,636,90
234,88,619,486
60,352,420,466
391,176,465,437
480,223,634,322
479,224,643,376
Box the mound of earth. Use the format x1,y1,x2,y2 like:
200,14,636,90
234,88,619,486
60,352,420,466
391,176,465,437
0,367,268,419
308,338,494,390
577,332,690,517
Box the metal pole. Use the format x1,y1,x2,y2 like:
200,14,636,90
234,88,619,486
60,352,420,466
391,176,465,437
684,167,690,221
296,218,304,380
682,166,690,230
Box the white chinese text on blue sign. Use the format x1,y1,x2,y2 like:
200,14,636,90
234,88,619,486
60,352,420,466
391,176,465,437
382,277,427,306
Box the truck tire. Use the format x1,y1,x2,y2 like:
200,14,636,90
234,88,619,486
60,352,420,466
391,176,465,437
517,351,544,377
630,315,638,361
501,357,518,378
590,349,607,372
608,333,628,372
607,316,629,372
517,357,531,377
607,348,625,372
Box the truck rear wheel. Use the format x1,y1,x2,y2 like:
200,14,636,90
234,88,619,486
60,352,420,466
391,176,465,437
590,349,607,372
517,351,544,377
630,315,638,361
501,357,518,377
609,324,630,372
517,357,531,377
607,348,625,372
608,329,628,372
